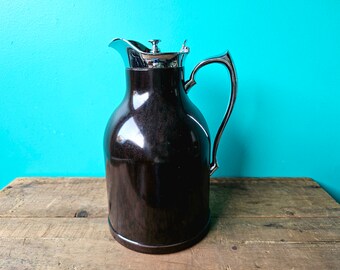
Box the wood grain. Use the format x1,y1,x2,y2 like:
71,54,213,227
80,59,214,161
0,177,107,218
1,177,338,218
1,238,338,270
0,217,339,243
0,177,339,269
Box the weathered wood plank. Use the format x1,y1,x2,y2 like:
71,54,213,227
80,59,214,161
0,237,338,270
0,217,339,243
210,178,340,218
0,177,108,218
0,177,339,269
0,177,339,218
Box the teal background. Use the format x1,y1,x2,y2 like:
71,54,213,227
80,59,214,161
0,0,339,201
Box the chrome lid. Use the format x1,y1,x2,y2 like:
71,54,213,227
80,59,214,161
109,38,189,69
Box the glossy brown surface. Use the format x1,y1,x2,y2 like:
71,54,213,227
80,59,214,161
104,68,211,253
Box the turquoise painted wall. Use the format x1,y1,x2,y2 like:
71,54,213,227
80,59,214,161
1,1,339,201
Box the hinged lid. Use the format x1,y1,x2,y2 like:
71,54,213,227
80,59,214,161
109,38,189,68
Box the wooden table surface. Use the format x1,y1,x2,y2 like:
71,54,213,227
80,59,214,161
0,177,339,269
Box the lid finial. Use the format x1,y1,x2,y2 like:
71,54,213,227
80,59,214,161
148,39,161,53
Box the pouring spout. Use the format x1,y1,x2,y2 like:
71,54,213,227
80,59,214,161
109,38,150,53
109,38,151,68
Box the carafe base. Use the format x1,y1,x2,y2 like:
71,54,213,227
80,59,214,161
108,216,210,254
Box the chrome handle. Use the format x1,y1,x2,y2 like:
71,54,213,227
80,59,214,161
184,51,237,175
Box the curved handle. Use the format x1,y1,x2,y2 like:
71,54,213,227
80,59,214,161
184,51,237,175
